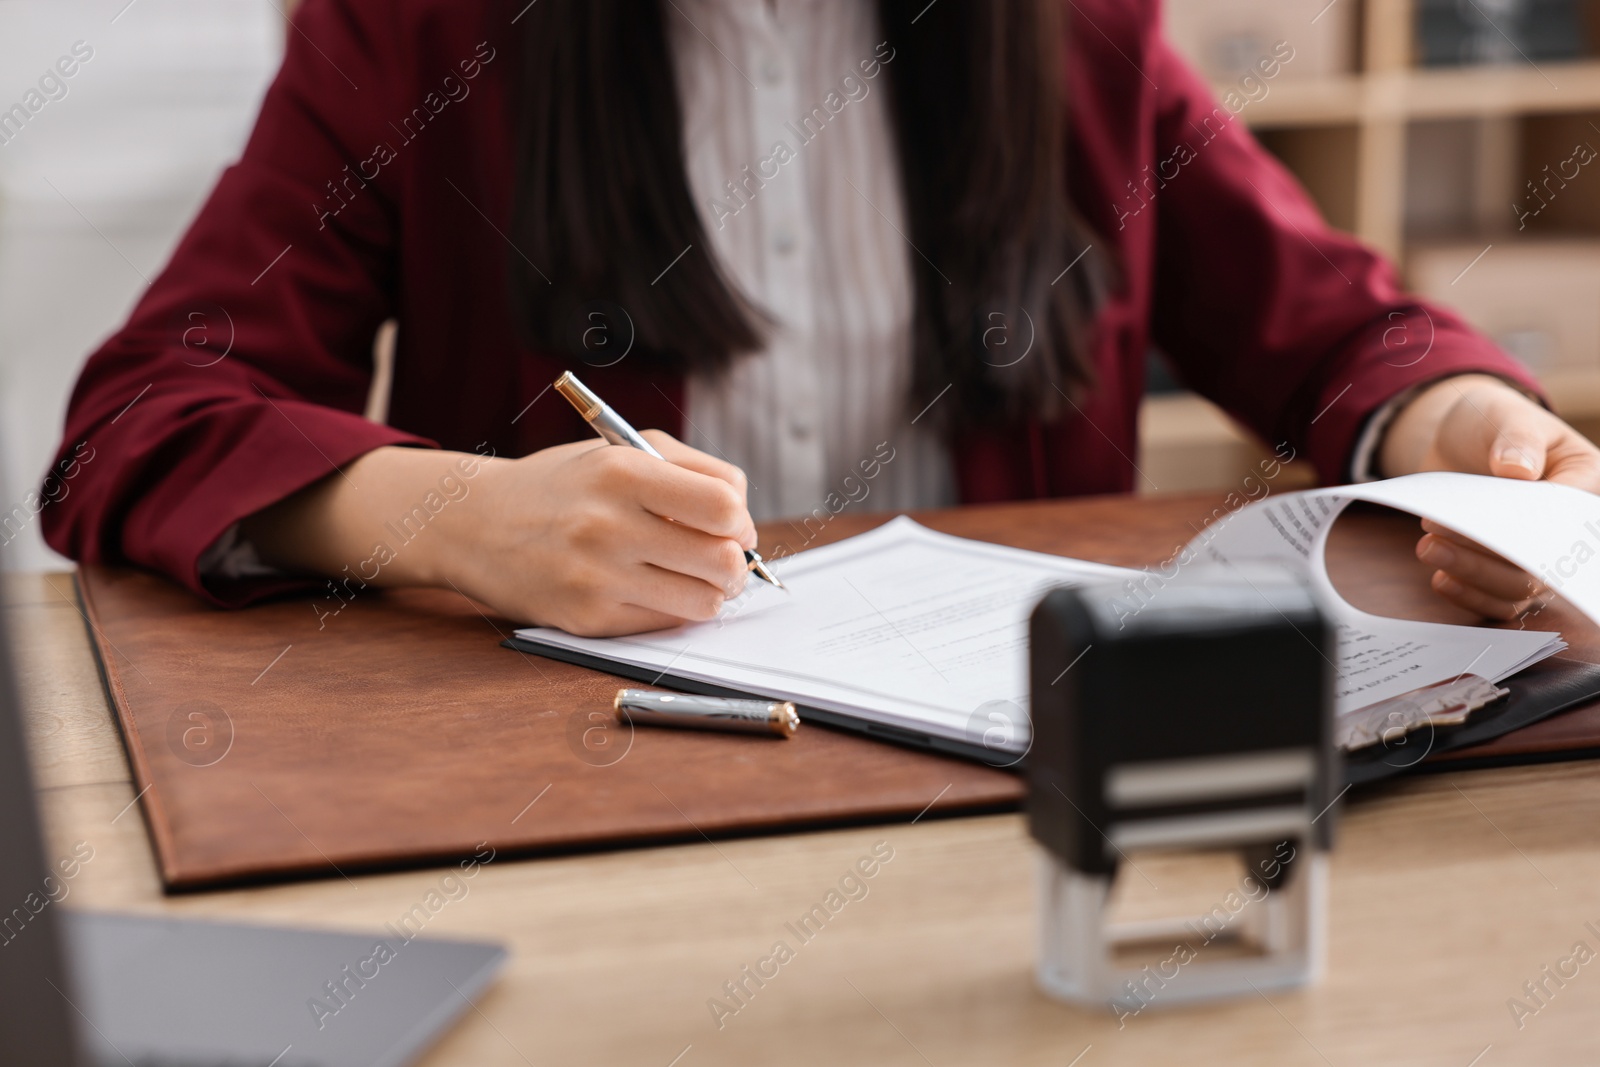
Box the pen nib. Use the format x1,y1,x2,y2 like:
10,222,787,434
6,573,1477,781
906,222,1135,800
746,551,787,591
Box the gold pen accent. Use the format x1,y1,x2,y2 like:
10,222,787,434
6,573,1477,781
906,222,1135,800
553,371,600,421
553,372,787,591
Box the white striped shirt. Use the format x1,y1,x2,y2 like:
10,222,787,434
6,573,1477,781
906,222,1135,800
668,0,957,523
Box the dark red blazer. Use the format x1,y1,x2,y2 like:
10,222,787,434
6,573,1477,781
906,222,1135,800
44,0,1537,605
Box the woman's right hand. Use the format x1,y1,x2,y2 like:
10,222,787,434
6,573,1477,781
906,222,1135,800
242,433,758,637
446,431,757,635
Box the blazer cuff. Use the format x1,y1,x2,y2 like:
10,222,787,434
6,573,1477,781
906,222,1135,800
1348,390,1414,483
131,405,436,608
197,522,286,582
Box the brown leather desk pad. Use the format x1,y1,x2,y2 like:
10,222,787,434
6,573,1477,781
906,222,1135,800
76,494,1600,891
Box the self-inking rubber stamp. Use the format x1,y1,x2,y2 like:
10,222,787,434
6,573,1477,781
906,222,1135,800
1026,566,1336,1013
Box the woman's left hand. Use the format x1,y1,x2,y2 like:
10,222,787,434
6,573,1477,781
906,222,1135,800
1380,374,1600,620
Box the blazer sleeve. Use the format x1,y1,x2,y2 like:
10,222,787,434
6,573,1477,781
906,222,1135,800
1143,34,1542,483
41,0,433,606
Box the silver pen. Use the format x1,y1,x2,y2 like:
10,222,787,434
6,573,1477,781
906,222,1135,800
614,689,800,737
554,371,786,590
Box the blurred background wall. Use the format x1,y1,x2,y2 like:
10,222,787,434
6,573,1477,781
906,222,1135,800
1,0,1597,572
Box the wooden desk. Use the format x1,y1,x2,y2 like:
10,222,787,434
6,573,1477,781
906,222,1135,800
13,497,1600,1067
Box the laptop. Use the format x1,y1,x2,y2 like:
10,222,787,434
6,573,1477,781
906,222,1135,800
0,596,507,1066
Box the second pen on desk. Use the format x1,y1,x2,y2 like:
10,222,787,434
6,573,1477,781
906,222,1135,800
553,371,786,590
615,689,800,737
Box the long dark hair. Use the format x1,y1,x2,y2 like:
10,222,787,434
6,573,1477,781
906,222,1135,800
508,0,1104,429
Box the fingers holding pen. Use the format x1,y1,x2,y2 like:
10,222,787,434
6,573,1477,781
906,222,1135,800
641,429,758,549
588,443,755,546
638,516,750,599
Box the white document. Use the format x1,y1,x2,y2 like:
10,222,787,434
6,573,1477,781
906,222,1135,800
514,474,1592,755
1187,476,1573,716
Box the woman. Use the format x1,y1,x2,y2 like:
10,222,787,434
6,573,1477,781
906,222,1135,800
44,0,1600,636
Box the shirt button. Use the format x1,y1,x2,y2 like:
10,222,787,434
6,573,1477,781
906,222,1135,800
772,229,797,255
760,57,784,87
788,419,812,441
